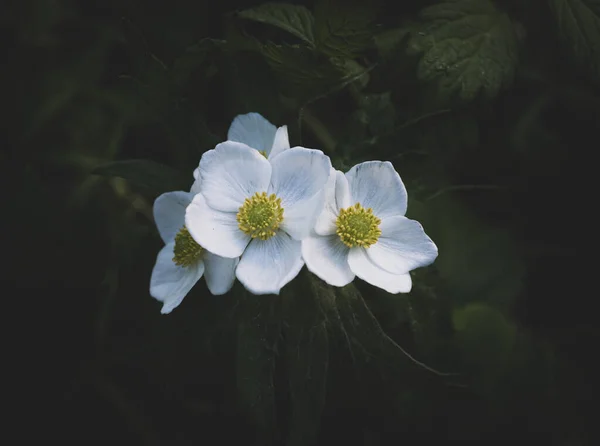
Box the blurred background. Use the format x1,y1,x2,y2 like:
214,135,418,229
5,0,597,444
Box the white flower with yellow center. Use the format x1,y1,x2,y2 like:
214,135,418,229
185,141,332,295
302,162,438,293
150,191,239,314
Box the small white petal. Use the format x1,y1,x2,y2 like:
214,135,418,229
314,169,351,236
368,216,438,274
150,242,205,314
269,147,332,239
345,161,408,219
203,252,239,295
268,125,290,160
348,248,412,294
236,231,302,295
198,141,271,212
227,112,277,154
185,193,250,258
302,234,354,287
190,170,201,194
153,191,193,243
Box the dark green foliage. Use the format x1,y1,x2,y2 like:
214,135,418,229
550,0,600,83
9,0,596,445
405,0,522,104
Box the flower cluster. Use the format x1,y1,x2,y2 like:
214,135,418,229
150,113,438,313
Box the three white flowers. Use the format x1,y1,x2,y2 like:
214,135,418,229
150,113,438,313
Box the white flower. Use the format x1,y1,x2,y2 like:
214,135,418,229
302,161,438,294
185,141,332,295
227,112,290,160
150,191,239,314
191,112,290,183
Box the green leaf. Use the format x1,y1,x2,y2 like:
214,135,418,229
452,303,517,392
314,0,380,57
332,282,444,378
407,0,521,103
283,281,329,446
260,43,369,104
235,294,281,435
92,159,189,196
550,0,600,81
238,3,316,46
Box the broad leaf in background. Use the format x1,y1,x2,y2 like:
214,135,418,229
283,276,329,446
238,2,316,46
330,281,450,417
261,42,368,105
406,0,521,104
334,282,441,378
549,0,600,83
93,159,189,197
235,294,281,439
314,0,381,57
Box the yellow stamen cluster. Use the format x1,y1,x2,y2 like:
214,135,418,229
336,203,381,248
258,150,268,158
172,227,204,267
236,191,284,240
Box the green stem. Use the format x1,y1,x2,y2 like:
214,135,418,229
426,184,503,201
301,107,337,155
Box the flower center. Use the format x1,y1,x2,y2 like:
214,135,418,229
172,227,204,267
236,191,284,240
336,203,381,248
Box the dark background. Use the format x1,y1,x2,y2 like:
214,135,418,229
5,0,596,444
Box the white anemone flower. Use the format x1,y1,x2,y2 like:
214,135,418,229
302,161,438,293
185,141,332,295
150,190,239,314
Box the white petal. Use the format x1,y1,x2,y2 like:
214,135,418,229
185,193,250,258
153,191,193,243
302,234,354,287
198,141,271,212
279,253,305,292
190,170,201,194
227,112,277,154
236,231,302,295
268,125,290,160
150,242,205,314
367,216,438,274
348,248,412,294
345,161,408,219
281,190,325,240
314,169,351,236
268,147,332,239
203,252,239,295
